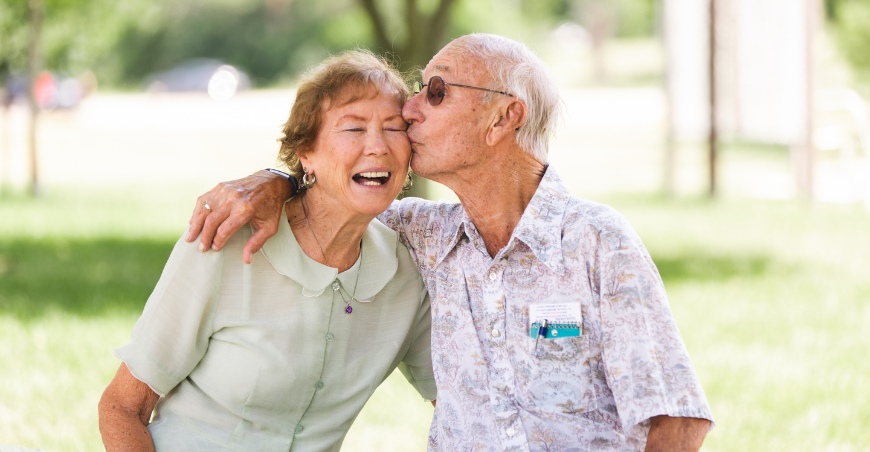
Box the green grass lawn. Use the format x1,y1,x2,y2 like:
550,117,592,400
1,185,869,451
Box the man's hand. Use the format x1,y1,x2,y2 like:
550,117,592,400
644,416,710,452
185,170,293,264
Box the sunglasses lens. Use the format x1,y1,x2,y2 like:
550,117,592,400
427,77,445,106
413,81,423,94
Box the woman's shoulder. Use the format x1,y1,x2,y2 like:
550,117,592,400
366,218,424,289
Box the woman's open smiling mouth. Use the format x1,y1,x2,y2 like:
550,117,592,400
353,171,391,186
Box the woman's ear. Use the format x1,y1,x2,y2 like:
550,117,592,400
298,152,311,172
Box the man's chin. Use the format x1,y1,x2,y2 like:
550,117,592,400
409,157,429,178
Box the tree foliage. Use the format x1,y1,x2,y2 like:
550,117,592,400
828,0,870,82
2,0,657,89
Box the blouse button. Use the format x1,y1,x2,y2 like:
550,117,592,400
491,328,500,337
325,333,334,342
295,424,304,433
315,381,324,390
332,280,340,291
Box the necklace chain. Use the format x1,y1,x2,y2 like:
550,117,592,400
302,198,362,314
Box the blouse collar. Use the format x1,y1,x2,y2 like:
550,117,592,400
259,205,400,300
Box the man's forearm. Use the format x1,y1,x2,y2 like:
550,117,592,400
644,415,710,452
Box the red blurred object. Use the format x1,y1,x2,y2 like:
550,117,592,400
33,70,57,110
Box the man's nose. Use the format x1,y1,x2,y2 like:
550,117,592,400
402,92,423,124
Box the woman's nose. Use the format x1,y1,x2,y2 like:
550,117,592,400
364,129,389,155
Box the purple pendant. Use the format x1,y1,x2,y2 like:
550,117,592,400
345,305,353,314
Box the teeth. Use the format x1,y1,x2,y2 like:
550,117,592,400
357,171,390,178
361,180,382,186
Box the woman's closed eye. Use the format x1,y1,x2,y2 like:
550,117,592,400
385,121,408,132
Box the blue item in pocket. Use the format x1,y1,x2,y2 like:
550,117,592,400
530,322,580,338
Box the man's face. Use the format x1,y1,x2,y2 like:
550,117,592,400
402,45,494,183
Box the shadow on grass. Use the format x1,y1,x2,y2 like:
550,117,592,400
0,236,782,320
0,237,175,321
654,253,775,283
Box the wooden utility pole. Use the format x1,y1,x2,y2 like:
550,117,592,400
708,0,717,197
797,0,816,199
26,0,42,196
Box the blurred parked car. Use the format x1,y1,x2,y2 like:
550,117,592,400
145,59,251,101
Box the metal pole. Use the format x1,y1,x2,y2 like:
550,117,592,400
661,0,675,197
801,0,816,199
708,0,717,198
26,0,42,197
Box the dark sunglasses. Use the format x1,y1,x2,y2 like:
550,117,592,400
413,76,514,106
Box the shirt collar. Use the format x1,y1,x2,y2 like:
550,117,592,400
259,206,400,300
434,166,571,275
508,166,571,274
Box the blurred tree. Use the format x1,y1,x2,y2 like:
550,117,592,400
359,0,458,71
828,0,870,83
1,0,133,195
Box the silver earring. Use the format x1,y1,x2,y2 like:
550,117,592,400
302,171,316,189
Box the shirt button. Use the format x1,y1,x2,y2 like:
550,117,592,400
332,280,340,291
506,427,516,436
491,328,500,337
488,270,498,281
295,424,304,433
314,381,324,390
325,333,334,342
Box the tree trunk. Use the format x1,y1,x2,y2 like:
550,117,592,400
358,0,459,199
26,0,42,197
359,0,458,70
708,0,717,198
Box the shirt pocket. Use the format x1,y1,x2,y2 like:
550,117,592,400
524,328,599,416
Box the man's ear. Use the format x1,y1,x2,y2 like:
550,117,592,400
486,98,527,147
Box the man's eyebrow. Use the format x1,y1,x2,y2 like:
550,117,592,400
432,64,450,73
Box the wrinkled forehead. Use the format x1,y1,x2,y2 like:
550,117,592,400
423,47,487,83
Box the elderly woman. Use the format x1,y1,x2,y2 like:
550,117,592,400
98,50,435,451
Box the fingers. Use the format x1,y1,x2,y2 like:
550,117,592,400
185,194,213,242
242,226,274,265
199,207,231,252
213,205,254,252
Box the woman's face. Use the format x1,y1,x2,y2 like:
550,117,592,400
299,90,411,217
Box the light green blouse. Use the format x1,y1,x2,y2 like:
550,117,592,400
115,208,436,452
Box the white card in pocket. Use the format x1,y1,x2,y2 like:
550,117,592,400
529,302,581,339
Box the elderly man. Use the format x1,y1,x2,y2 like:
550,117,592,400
186,34,714,451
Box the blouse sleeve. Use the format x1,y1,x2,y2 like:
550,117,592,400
114,235,224,397
397,285,437,401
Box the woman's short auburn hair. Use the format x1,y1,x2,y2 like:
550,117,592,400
278,50,410,178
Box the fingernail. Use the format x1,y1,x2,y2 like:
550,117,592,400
199,243,206,252
184,230,192,241
212,244,217,251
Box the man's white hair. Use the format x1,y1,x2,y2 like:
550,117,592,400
450,33,562,163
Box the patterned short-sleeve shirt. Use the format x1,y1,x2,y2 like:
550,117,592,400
379,167,713,452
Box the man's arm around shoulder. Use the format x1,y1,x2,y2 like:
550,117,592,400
186,170,292,264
